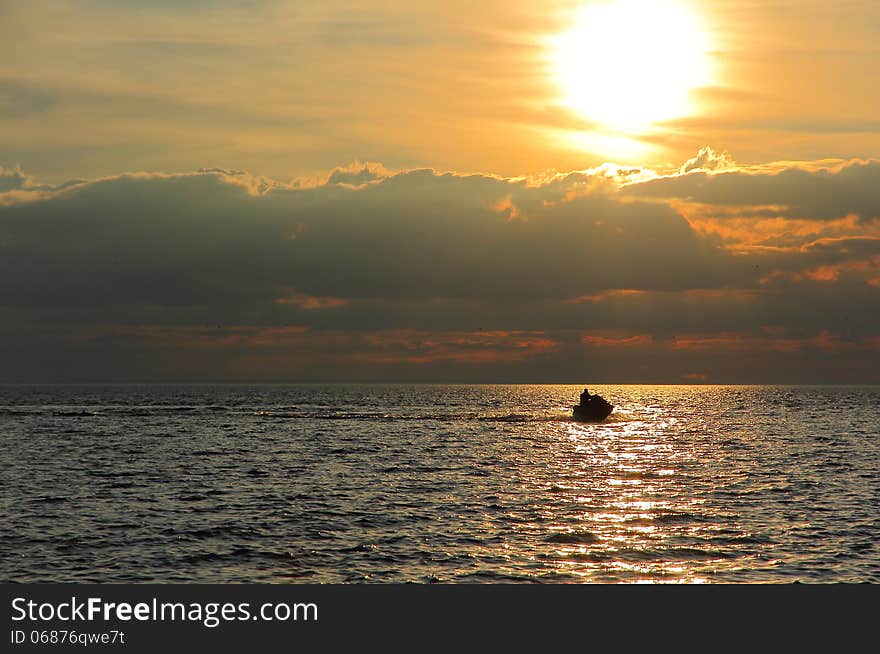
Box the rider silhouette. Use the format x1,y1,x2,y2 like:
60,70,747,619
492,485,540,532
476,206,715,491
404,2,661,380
580,388,591,405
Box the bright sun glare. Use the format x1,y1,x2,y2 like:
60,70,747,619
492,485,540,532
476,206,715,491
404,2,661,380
554,0,712,133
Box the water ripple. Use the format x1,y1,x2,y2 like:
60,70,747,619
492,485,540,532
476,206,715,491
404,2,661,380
1,384,878,583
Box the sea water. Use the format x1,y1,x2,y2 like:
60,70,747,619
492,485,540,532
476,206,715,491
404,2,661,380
2,384,878,583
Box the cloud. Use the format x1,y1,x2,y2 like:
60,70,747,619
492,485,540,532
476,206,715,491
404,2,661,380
679,146,736,174
626,158,880,222
0,164,29,192
581,332,654,348
274,289,350,309
1,153,878,382
0,80,55,117
325,161,391,187
0,162,730,311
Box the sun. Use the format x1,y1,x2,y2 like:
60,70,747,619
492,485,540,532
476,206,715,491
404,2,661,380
553,0,712,133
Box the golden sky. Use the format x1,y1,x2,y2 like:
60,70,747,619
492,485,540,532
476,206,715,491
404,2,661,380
1,1,878,382
3,0,879,178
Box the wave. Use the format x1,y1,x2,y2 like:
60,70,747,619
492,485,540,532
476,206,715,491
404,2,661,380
253,409,578,423
0,408,42,416
3,404,629,424
544,530,599,545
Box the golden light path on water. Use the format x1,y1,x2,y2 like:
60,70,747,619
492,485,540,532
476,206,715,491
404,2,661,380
504,386,788,583
552,413,712,582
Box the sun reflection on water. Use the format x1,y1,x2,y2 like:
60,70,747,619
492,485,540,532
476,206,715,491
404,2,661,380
523,391,747,583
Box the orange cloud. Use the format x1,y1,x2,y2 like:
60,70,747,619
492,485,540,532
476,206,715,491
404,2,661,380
581,332,653,347
677,206,866,250
759,254,880,286
680,289,757,301
566,289,647,303
576,329,878,355
671,331,865,354
567,288,755,304
670,334,724,350
807,255,880,280
83,325,561,367
274,288,350,309
492,195,522,221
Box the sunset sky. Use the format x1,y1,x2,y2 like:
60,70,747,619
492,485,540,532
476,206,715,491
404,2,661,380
1,0,879,382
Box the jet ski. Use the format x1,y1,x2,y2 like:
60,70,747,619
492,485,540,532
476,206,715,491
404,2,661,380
572,393,614,422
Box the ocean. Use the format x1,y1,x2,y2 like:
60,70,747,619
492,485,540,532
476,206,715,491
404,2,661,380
2,384,877,583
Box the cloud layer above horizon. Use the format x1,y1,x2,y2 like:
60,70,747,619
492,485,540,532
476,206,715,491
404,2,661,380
2,149,878,382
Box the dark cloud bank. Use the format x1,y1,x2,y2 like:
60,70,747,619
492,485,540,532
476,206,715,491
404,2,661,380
1,155,878,382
